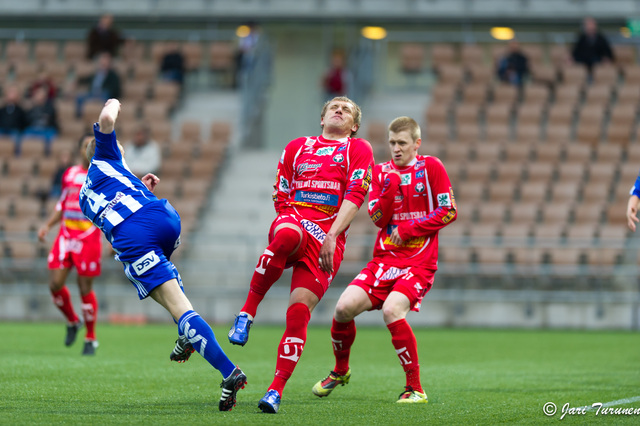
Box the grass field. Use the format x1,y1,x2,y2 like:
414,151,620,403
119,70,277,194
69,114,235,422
1,322,639,424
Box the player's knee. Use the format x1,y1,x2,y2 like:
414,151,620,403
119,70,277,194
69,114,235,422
382,303,405,324
334,299,356,322
272,226,302,255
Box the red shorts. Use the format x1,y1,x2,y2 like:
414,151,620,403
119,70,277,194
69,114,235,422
47,229,102,277
268,212,345,300
350,259,435,312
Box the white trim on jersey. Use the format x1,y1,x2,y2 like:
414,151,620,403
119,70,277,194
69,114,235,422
93,160,138,191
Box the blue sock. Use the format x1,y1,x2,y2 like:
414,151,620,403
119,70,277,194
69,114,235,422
178,310,235,378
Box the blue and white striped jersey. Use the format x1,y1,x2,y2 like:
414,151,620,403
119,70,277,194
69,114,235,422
631,174,640,198
79,123,157,240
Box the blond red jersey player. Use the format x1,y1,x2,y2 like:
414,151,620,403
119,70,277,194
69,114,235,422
312,116,457,404
38,135,102,355
228,96,374,414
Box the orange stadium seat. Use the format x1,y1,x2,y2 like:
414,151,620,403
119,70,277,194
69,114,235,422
467,64,493,84
436,64,464,86
400,43,426,73
182,42,204,72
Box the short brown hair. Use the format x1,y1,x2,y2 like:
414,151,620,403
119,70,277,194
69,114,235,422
321,96,362,136
388,116,421,142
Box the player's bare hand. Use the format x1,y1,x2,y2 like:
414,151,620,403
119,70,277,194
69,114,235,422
104,98,121,110
627,205,639,232
389,227,404,246
37,225,48,242
141,173,160,192
319,233,336,273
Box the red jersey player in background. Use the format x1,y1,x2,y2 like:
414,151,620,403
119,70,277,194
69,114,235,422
228,96,374,413
312,116,457,403
38,134,102,356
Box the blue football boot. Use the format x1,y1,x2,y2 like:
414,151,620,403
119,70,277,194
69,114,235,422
228,313,253,346
258,389,281,414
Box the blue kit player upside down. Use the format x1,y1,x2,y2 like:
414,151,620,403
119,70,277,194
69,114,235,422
78,99,246,411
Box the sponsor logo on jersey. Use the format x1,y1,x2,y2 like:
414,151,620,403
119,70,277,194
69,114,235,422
333,153,344,163
371,209,383,222
294,191,339,206
296,162,322,174
415,182,425,193
415,169,425,179
132,250,160,275
442,210,456,223
368,199,378,210
395,195,404,202
98,191,125,220
437,192,451,207
293,180,341,190
350,168,365,180
279,176,290,192
336,145,347,152
414,160,425,170
383,234,427,248
401,174,412,186
449,187,457,210
315,146,336,156
362,165,372,190
380,266,411,281
392,210,427,221
300,219,326,243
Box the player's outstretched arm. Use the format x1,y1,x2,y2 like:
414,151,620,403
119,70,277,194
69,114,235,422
627,195,640,231
98,98,121,134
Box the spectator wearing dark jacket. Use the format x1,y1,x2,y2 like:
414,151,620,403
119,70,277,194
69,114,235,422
572,17,614,75
497,39,529,86
87,14,123,59
0,85,27,150
24,87,59,147
76,52,122,116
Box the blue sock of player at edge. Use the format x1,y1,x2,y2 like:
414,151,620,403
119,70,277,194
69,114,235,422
178,310,236,378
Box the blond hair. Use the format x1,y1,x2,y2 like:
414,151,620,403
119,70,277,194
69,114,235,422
388,116,421,142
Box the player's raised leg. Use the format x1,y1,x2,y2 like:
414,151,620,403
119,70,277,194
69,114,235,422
313,285,371,397
383,291,427,404
230,223,303,346
151,278,247,411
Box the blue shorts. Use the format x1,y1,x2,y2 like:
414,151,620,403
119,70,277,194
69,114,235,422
111,199,183,299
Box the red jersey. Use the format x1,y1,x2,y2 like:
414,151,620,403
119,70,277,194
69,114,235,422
56,165,98,239
273,134,374,249
367,155,457,270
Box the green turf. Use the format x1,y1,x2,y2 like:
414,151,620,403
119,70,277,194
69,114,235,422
1,322,639,424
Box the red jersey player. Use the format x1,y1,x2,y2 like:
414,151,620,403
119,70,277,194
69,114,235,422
38,135,102,355
312,116,457,403
228,96,374,414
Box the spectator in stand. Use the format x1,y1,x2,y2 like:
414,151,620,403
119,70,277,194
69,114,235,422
497,39,529,87
123,124,162,175
322,50,351,99
76,52,122,117
234,22,261,88
24,87,59,147
0,85,27,149
28,71,58,101
160,42,185,86
87,14,123,60
572,16,614,76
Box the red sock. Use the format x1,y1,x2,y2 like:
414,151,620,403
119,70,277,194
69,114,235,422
81,291,98,341
241,228,301,317
51,286,79,324
269,303,311,395
387,319,422,393
331,318,356,376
